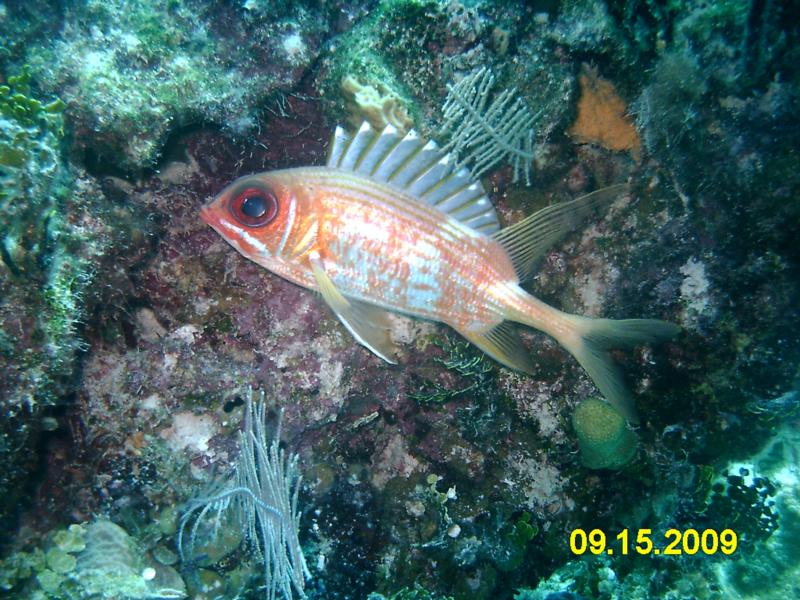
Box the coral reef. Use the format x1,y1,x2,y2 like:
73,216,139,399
514,421,800,600
571,398,636,470
0,1,798,599
0,520,186,598
0,66,69,300
316,0,442,132
6,0,330,172
341,76,414,132
0,68,105,532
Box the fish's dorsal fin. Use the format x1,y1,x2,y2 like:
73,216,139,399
327,122,502,234
492,184,630,282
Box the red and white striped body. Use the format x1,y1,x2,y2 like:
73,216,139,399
201,123,678,423
201,166,552,334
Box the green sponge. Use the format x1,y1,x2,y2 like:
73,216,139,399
572,398,637,469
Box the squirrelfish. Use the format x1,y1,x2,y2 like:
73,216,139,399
201,122,678,422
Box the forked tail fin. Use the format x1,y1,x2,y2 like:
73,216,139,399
469,289,679,423
556,316,680,423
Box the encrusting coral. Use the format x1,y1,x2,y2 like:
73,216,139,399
341,76,414,133
572,397,637,470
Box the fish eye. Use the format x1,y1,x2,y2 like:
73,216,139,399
230,187,278,227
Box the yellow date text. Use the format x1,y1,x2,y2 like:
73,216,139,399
569,528,738,556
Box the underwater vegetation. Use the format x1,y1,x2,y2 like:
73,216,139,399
0,66,95,527
0,0,799,599
439,66,535,184
0,519,187,599
4,0,332,173
179,391,308,600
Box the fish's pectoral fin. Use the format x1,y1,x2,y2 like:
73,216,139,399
493,184,630,282
309,252,399,364
457,321,534,374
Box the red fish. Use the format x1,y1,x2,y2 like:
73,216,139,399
201,123,678,422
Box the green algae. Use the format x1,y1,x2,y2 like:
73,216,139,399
0,66,101,529
44,548,76,575
9,0,325,172
0,66,67,274
0,519,187,599
53,525,87,554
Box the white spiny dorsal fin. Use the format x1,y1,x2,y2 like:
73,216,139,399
327,125,350,167
338,122,377,171
358,124,402,174
327,122,501,234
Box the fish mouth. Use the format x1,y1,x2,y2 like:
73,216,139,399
199,203,214,226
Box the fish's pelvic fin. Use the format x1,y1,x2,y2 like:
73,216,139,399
557,316,680,424
309,252,399,364
458,321,534,374
493,184,630,282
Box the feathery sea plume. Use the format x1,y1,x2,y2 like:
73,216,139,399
178,390,309,600
440,66,535,185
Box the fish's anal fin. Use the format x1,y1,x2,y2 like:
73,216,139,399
457,321,533,374
327,122,502,234
493,184,630,282
309,252,399,364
